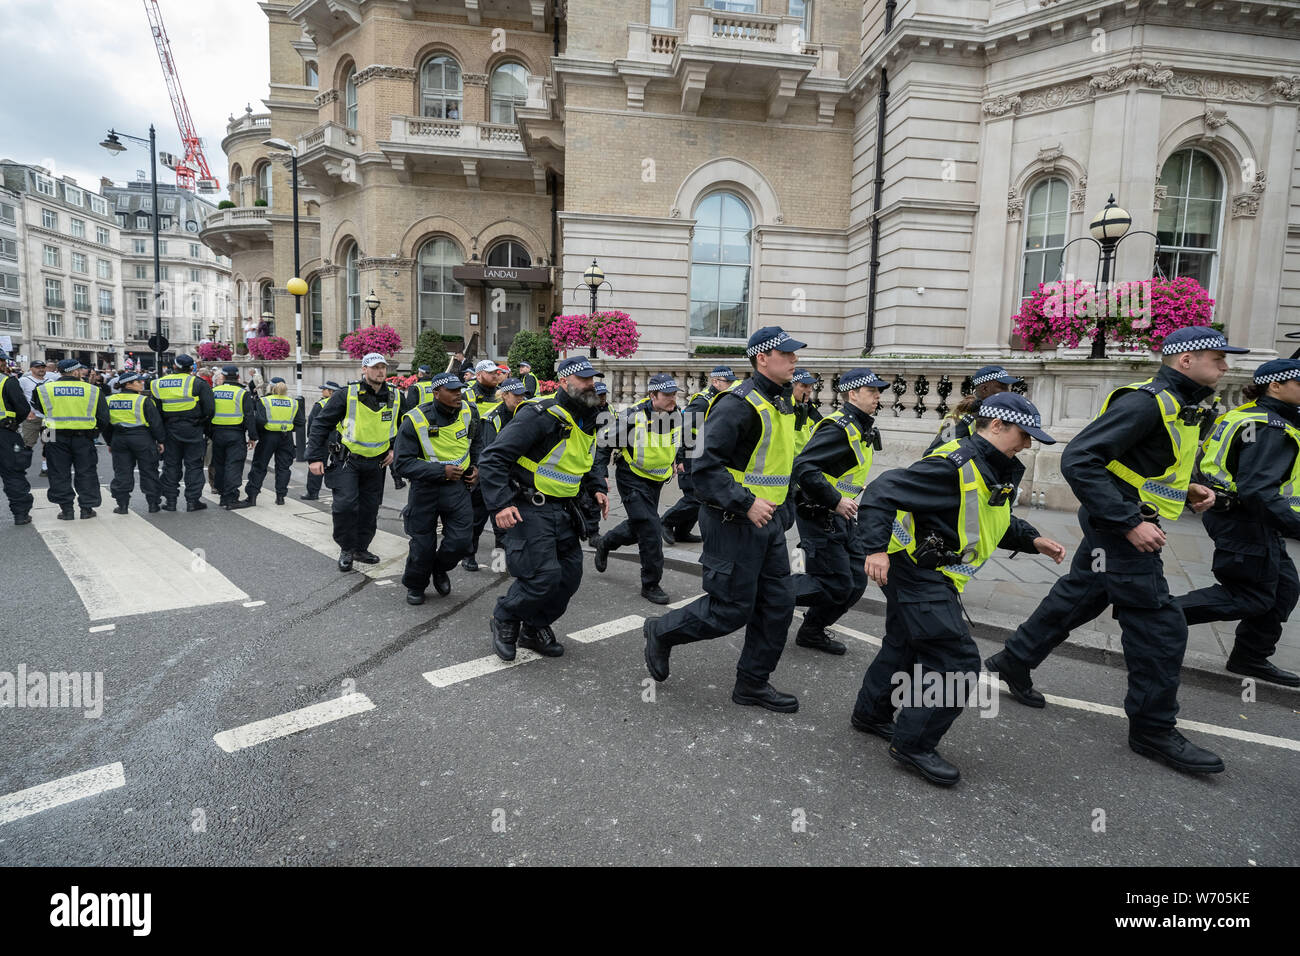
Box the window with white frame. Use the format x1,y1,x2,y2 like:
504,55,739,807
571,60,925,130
789,0,811,38
97,259,112,279
135,265,148,280
256,164,271,206
158,265,168,280
1019,177,1070,300
191,294,201,313
0,238,16,260
159,216,172,231
0,273,18,295
192,320,203,340
651,0,675,27
309,276,323,343
99,289,113,314
344,66,358,129
46,313,62,335
89,194,107,216
189,243,201,258
490,63,528,125
96,226,110,245
306,61,318,87
421,56,463,119
42,208,57,230
1156,148,1225,294
345,243,360,331
136,213,149,230
418,237,465,336
0,203,13,224
70,218,86,239
72,252,88,274
75,315,89,339
485,240,530,268
73,283,90,311
158,240,168,255
136,292,150,313
0,307,20,326
64,185,83,206
35,174,55,196
689,191,752,340
100,319,113,340
133,239,147,255
190,268,200,283
43,244,60,267
709,0,757,11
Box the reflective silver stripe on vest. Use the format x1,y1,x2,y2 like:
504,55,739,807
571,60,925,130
39,382,96,426
835,478,865,495
1141,479,1187,502
536,465,581,485
958,460,982,563
744,473,789,487
946,563,981,577
746,391,774,475
892,518,912,546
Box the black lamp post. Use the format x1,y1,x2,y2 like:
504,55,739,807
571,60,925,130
366,290,380,326
574,259,612,359
264,137,307,459
100,127,162,374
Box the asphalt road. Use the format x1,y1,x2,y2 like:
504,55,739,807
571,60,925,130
1,446,1298,866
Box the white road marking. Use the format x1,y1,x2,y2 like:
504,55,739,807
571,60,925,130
204,492,407,578
0,762,126,826
88,624,115,634
374,579,396,587
213,693,376,754
828,623,882,646
32,488,248,621
242,600,265,608
666,593,705,610
568,615,644,643
423,650,542,687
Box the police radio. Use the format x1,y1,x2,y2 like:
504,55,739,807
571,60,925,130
986,482,1016,507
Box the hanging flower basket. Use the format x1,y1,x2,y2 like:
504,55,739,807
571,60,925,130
547,311,639,359
196,341,232,362
246,335,291,361
341,324,403,361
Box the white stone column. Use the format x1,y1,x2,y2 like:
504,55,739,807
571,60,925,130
1237,101,1296,360
966,112,1016,354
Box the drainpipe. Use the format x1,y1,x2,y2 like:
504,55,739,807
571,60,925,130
549,168,559,317
864,0,896,355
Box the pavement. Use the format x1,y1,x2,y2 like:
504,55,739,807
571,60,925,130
1,444,1297,866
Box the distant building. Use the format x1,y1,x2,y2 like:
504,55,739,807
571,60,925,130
0,183,22,358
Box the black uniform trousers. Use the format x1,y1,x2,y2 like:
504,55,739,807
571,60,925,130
326,452,387,552
304,467,323,498
46,434,101,509
209,426,248,505
660,473,702,538
853,554,982,754
601,464,667,588
1177,523,1300,665
469,485,498,551
647,505,794,685
793,510,867,631
160,426,206,504
109,427,161,504
401,481,472,591
494,496,584,628
0,428,33,518
1003,506,1187,733
245,430,294,498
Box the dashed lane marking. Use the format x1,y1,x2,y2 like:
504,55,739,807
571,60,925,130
0,762,126,826
567,615,644,644
213,693,376,754
423,650,543,687
88,624,115,634
242,600,266,608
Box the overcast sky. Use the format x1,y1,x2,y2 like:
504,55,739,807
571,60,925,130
0,0,270,196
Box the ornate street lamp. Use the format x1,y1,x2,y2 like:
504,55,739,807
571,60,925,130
573,259,613,359
365,290,380,326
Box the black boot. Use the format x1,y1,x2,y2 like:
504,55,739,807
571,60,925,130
1128,728,1225,774
80,507,96,519
985,651,1045,708
241,494,257,508
643,619,670,682
731,679,798,713
337,550,354,572
57,506,75,521
406,589,425,605
186,500,207,512
491,616,520,661
1225,655,1300,688
518,624,564,657
889,746,960,786
147,500,161,513
850,712,896,741
14,514,31,525
161,499,177,512
660,524,677,547
641,584,670,605
432,569,451,596
594,536,610,573
113,499,130,515
795,622,847,655
275,494,285,505
462,552,479,572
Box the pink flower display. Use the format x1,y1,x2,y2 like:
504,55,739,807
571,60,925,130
341,324,403,361
547,311,640,359
548,313,592,350
195,342,233,362
246,335,291,361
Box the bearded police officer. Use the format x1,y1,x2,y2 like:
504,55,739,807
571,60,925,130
300,381,340,501
0,363,34,525
105,372,165,514
987,326,1242,775
210,365,258,510
32,359,112,519
395,372,482,603
853,393,1064,785
464,376,527,569
307,353,407,572
789,368,888,654
791,368,822,457
593,373,682,605
478,356,608,661
151,353,214,512
643,326,806,712
661,365,737,545
1176,358,1300,687
242,378,303,506
926,365,1023,455
518,360,539,399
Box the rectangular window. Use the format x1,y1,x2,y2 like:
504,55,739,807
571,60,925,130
43,244,61,267
100,319,113,341
64,185,84,206
135,265,148,280
192,321,203,340
75,315,90,339
190,295,200,313
190,268,200,283
96,226,110,245
0,238,16,260
35,174,55,196
0,203,14,224
709,0,756,10
136,292,150,313
190,243,201,258
99,289,114,314
42,208,58,230
70,218,86,238
117,213,128,228
651,0,675,27
159,265,169,280
0,273,18,295
97,259,112,279
136,214,149,230
72,252,88,274
133,239,147,255
0,307,20,327
158,240,168,255
73,283,90,311
89,194,108,216
161,320,170,338
47,313,62,336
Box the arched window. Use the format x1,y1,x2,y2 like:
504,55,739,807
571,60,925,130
789,0,810,37
689,191,752,340
344,66,358,129
418,237,465,336
305,61,318,88
260,282,274,333
1019,177,1069,300
486,240,530,268
255,162,272,206
421,56,462,120
229,164,243,205
489,62,528,124
345,244,360,331
1156,148,1224,292
308,275,323,344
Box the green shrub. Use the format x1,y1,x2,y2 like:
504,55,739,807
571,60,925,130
217,200,236,210
693,344,746,356
411,328,452,375
253,198,268,207
507,329,558,380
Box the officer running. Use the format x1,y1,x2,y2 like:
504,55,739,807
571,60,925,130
789,367,888,655
478,356,609,662
1176,357,1300,687
593,372,682,605
31,359,111,519
518,360,539,399
855,393,1065,786
0,362,33,525
209,365,259,510
394,372,482,603
300,381,340,501
791,368,822,457
307,353,408,572
464,376,527,567
406,365,435,407
642,326,805,712
105,372,166,514
986,325,1241,775
151,352,215,512
925,365,1023,454
243,378,304,506
463,359,505,569
661,365,737,546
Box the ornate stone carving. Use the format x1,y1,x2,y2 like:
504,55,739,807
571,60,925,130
1231,193,1259,218
1153,184,1168,212
1163,73,1271,102
669,206,681,218
982,94,1020,116
1007,189,1023,222
1203,103,1228,130
1069,175,1088,212
1271,76,1300,101
1089,62,1171,94
315,88,339,106
1036,143,1064,170
774,215,785,224
1018,80,1091,115
353,65,417,86
358,257,416,270
316,265,340,277
462,72,489,87
1251,171,1267,195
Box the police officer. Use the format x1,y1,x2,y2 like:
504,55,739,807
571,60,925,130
300,381,340,501
790,368,889,654
31,359,112,519
0,363,33,525
105,372,165,514
575,379,610,544
463,359,505,568
642,326,806,712
593,373,681,604
210,365,258,510
151,353,214,512
518,360,539,399
463,376,527,569
853,393,1064,785
1176,358,1300,687
925,365,1022,454
987,326,1242,775
243,379,304,506
406,365,435,406
395,372,482,603
307,353,406,572
661,365,737,545
791,368,822,457
478,356,609,661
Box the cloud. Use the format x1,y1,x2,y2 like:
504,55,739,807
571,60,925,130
0,0,269,195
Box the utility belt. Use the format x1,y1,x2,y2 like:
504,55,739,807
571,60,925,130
0,417,19,433
509,477,590,540
911,531,975,571
795,499,851,532
1205,484,1241,514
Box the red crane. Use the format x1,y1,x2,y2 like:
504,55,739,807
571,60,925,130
142,0,220,193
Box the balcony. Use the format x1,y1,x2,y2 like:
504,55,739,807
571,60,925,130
382,115,542,191
291,0,552,42
45,296,65,309
221,110,273,158
199,207,273,257
516,74,564,174
296,122,364,196
99,305,115,316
